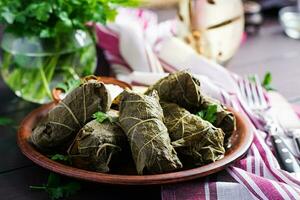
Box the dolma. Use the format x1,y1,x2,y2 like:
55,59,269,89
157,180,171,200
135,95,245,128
145,71,236,145
145,70,203,111
30,80,111,151
200,96,236,146
119,90,182,174
161,102,225,165
68,116,127,172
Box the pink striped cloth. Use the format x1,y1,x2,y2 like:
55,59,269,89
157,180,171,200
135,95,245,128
95,8,300,200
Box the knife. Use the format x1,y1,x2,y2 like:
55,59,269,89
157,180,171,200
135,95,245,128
260,112,300,173
268,91,300,153
270,134,300,173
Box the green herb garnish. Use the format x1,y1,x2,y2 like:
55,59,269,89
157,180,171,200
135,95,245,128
93,111,109,123
0,117,14,126
50,154,72,165
262,72,274,91
30,173,80,200
0,0,139,38
196,105,218,124
30,155,80,199
93,111,118,123
56,79,82,94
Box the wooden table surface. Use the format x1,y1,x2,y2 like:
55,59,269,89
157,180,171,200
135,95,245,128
0,14,299,200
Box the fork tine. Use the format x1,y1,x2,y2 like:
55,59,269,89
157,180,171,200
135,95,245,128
238,78,249,105
243,75,255,108
254,75,268,108
249,74,261,108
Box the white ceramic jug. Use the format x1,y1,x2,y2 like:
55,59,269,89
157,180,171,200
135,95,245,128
177,0,244,64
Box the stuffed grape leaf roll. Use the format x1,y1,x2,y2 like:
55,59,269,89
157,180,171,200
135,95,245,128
200,96,236,146
145,70,203,111
30,80,111,151
161,102,225,166
145,71,236,146
68,117,128,172
119,90,182,174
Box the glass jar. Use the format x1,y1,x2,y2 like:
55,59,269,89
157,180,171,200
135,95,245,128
0,29,97,104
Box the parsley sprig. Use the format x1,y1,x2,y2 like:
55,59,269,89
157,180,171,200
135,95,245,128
196,105,218,124
30,173,80,200
93,111,118,123
0,0,139,38
262,72,274,91
50,154,72,165
30,154,79,200
0,117,14,126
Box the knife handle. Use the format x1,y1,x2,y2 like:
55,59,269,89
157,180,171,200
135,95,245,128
271,135,300,173
294,136,300,154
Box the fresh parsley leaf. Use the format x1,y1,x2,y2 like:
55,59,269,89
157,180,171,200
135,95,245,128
30,173,81,200
0,117,14,126
56,79,82,94
93,111,119,123
29,155,80,199
196,105,218,124
0,0,139,38
47,173,61,187
47,187,64,200
262,72,272,86
205,105,218,123
50,154,72,165
93,111,109,123
262,72,274,91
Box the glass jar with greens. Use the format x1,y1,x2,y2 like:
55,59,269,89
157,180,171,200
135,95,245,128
0,29,96,103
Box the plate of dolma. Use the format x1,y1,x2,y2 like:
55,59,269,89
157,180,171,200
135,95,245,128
17,72,253,185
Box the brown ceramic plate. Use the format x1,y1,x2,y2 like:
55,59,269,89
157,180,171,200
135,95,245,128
17,82,252,185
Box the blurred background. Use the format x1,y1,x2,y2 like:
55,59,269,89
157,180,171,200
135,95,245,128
141,0,300,103
1,0,300,103
1,1,300,199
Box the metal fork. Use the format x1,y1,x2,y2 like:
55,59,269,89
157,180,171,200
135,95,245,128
238,75,300,173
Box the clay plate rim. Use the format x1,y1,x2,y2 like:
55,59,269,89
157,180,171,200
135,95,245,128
18,85,252,185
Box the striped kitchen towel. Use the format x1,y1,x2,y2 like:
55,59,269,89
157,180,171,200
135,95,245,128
95,8,300,200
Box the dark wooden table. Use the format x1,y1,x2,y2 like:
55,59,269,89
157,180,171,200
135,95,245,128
0,15,299,200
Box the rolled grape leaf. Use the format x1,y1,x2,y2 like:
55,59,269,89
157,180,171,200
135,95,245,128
145,70,203,111
145,71,236,145
119,90,182,174
200,96,236,146
161,102,225,166
30,80,111,151
68,116,128,172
